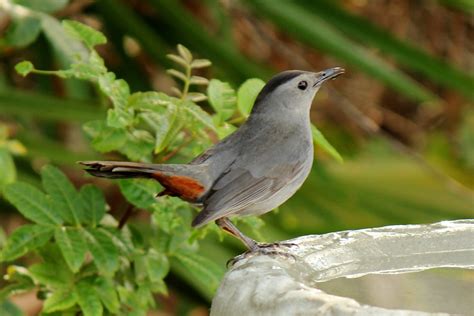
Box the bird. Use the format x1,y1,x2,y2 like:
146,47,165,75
80,68,344,252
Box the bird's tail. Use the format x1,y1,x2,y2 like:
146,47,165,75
79,161,209,201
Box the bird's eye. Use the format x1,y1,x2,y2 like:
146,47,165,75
298,80,308,90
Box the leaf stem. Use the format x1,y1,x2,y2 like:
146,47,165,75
181,65,191,100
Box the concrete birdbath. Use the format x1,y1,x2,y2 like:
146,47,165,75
211,220,474,315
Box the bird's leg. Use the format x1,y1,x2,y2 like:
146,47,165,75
215,217,258,250
216,217,297,252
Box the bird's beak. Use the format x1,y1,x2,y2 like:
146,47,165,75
313,67,345,87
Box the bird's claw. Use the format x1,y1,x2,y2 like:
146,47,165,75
226,242,298,267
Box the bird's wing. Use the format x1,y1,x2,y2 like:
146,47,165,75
192,162,304,227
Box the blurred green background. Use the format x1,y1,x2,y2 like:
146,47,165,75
0,0,473,314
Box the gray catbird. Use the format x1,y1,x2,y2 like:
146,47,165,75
81,68,344,251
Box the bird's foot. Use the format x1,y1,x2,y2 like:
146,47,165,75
227,242,298,267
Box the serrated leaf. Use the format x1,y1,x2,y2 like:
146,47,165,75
94,277,120,314
4,15,41,48
62,20,106,48
0,225,53,262
83,228,119,276
105,81,134,126
41,14,89,63
190,59,212,69
14,61,34,77
118,179,161,209
189,76,209,85
70,60,102,81
76,279,103,316
167,69,187,82
129,91,174,110
311,124,343,162
171,251,224,300
29,261,73,288
120,129,154,162
207,79,237,123
237,78,265,116
3,182,62,226
41,165,85,225
0,148,16,190
181,101,217,132
139,103,178,154
79,185,107,227
55,227,87,273
146,250,169,283
166,54,188,67
43,288,77,313
83,120,127,153
177,44,192,63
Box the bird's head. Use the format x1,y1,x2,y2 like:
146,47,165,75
251,68,344,114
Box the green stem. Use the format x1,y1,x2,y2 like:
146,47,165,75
181,65,191,100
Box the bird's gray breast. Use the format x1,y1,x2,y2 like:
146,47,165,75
205,112,313,213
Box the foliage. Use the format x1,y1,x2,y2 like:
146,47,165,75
0,0,472,314
0,18,342,314
0,126,26,191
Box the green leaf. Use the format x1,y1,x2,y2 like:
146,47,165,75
3,182,62,226
41,15,89,63
167,69,187,82
129,91,174,110
41,165,85,225
177,44,193,63
167,53,188,67
14,0,69,13
3,15,41,48
62,20,106,48
0,225,53,262
181,100,217,132
237,78,265,116
189,75,209,86
190,59,212,69
75,279,103,316
118,179,161,209
43,289,77,313
171,251,225,300
120,129,154,162
14,61,34,77
83,120,127,153
146,250,169,283
138,103,178,154
186,92,207,103
0,148,16,190
82,228,119,276
79,184,107,227
207,79,237,123
55,227,87,273
94,277,120,314
98,74,132,127
29,262,73,288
